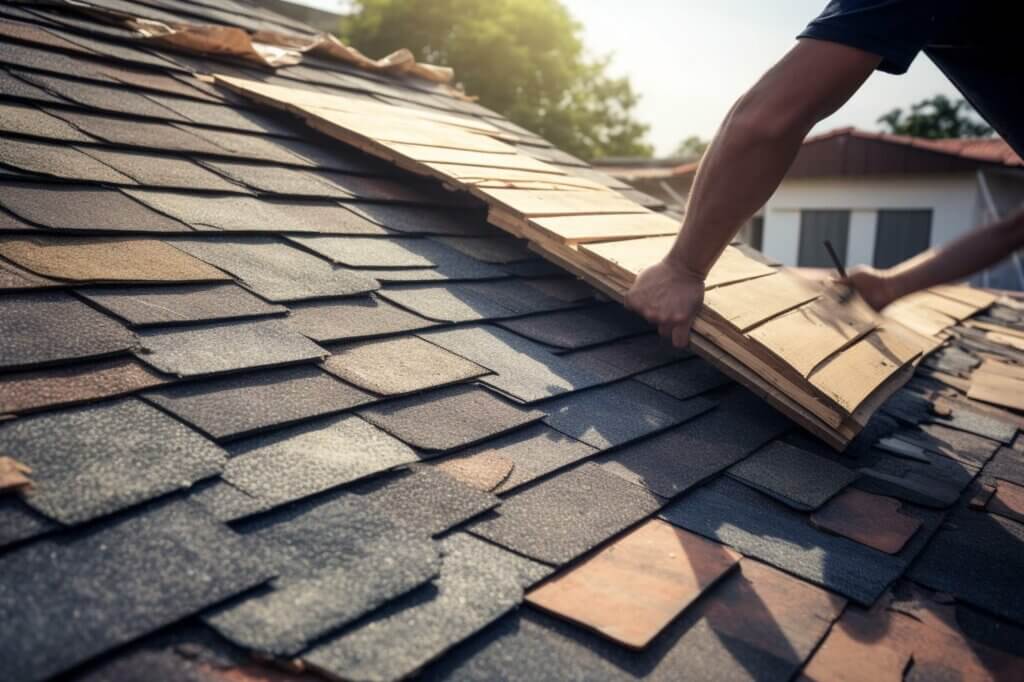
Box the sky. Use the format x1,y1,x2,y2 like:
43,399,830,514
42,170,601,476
294,0,959,156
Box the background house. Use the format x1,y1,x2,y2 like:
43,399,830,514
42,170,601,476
596,128,1024,289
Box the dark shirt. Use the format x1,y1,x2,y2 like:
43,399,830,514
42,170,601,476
798,1,1023,157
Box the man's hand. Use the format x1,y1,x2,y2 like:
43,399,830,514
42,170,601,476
626,259,705,348
842,265,899,311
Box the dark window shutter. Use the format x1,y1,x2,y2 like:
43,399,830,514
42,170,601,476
798,210,850,267
873,209,932,268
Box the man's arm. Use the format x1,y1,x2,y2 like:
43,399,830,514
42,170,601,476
626,38,881,347
846,208,1024,310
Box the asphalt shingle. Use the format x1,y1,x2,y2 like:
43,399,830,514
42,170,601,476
144,364,372,441
78,282,286,326
200,160,353,198
45,108,228,154
0,182,191,232
289,235,437,268
286,294,435,343
0,290,136,370
634,357,732,400
358,384,543,452
75,147,245,191
136,318,327,378
0,398,226,524
727,440,858,511
495,303,648,350
0,497,275,681
347,202,491,236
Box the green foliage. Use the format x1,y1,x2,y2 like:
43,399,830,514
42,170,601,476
877,94,993,139
672,135,708,160
341,0,653,161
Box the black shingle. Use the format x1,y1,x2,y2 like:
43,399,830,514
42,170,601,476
0,496,274,681
0,182,191,232
75,147,245,191
727,441,858,511
45,108,228,155
495,303,648,350
634,357,733,400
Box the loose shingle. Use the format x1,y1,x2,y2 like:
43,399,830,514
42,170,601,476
205,491,440,656
660,477,905,605
286,295,434,343
727,441,858,511
634,357,732,400
525,519,740,649
0,497,275,681
543,381,716,450
289,235,436,267
810,488,922,554
897,422,1003,468
75,148,245,191
222,414,420,511
200,160,353,198
347,202,491,236
931,402,1019,445
598,388,790,499
0,356,166,415
420,325,607,401
0,398,226,524
0,237,229,283
144,365,371,441
303,533,551,682
470,462,664,565
45,108,228,154
78,282,285,326
0,101,94,141
0,136,134,183
324,336,488,396
136,318,327,378
358,384,543,452
169,237,379,302
909,507,1024,626
0,290,136,370
496,303,648,350
0,182,191,232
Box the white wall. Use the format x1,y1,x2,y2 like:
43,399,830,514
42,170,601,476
761,174,980,267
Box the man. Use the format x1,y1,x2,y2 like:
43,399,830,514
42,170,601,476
626,1,1024,348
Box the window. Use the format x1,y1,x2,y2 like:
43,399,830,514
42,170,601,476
874,209,932,268
739,215,764,251
798,210,850,267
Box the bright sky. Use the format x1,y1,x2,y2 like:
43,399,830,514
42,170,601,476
296,0,959,156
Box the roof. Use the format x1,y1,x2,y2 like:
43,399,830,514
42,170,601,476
637,127,1024,182
1,4,1024,681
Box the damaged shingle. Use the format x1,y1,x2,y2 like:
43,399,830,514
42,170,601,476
727,440,858,511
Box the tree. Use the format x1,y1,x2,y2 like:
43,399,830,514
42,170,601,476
877,94,993,139
672,135,708,160
341,0,653,161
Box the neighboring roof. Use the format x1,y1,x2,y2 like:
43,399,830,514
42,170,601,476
0,5,1023,682
627,127,1024,182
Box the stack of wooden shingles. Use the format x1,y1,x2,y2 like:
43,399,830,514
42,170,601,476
217,75,993,449
958,296,1024,412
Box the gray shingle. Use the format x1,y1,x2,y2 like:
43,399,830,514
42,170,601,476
542,381,716,450
45,108,228,155
431,235,531,264
286,295,435,343
496,303,648,350
0,290,136,370
136,318,327,377
561,334,691,382
75,148,245,191
358,384,543,452
0,497,275,681
634,358,732,400
0,182,191,232
303,533,551,682
727,441,859,511
17,70,189,120
0,398,226,524
143,365,372,441
288,235,437,268
169,237,379,302
200,160,353,198
469,462,664,565
78,283,286,327
380,284,512,323
347,202,491,236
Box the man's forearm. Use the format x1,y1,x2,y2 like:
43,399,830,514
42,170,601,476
885,209,1024,299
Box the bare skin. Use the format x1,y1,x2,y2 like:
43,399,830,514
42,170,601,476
844,208,1024,310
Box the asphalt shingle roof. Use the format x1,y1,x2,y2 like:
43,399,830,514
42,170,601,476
0,4,1022,680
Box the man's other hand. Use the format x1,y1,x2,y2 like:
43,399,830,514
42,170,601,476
626,259,705,348
842,265,899,311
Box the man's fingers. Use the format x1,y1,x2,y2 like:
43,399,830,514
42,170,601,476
671,319,693,349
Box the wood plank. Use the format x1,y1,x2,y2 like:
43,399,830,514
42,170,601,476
967,320,1024,340
882,299,955,338
809,326,922,413
426,164,609,191
306,107,517,154
902,291,978,321
987,331,1024,352
704,271,820,332
477,188,648,218
968,372,1024,411
930,284,997,310
381,143,561,172
526,212,680,245
747,297,879,377
977,359,1024,382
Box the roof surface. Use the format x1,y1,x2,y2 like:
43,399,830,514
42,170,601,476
1,3,1024,681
